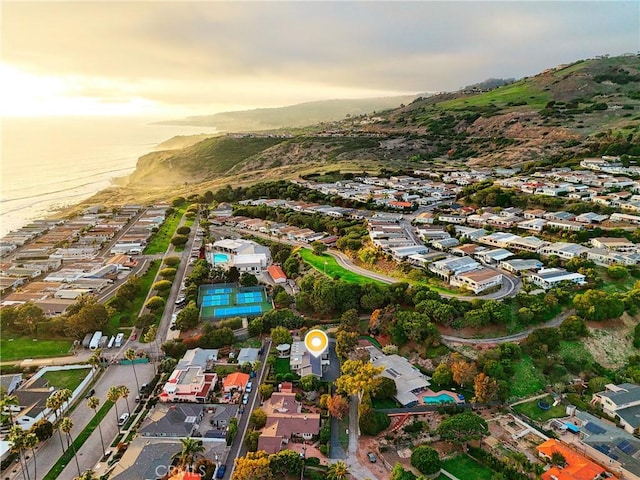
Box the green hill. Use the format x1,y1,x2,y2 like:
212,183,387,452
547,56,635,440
124,55,640,191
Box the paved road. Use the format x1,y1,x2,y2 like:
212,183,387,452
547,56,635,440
441,309,575,345
12,363,154,480
225,340,271,480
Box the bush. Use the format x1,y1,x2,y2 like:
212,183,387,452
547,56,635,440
164,256,181,267
359,410,391,436
159,267,177,279
171,235,189,246
411,446,441,475
176,226,191,235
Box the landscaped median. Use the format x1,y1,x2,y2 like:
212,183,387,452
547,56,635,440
297,248,384,285
43,400,114,480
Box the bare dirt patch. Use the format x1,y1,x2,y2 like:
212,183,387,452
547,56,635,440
583,313,637,369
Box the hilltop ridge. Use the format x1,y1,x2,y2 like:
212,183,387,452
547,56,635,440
113,55,640,201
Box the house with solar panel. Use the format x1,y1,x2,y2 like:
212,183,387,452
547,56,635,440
593,383,640,434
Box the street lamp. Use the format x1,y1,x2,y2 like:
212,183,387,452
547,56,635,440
323,261,327,274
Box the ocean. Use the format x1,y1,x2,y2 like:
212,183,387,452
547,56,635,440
0,116,216,237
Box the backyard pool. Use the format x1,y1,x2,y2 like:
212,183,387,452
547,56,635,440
213,253,229,264
423,393,456,404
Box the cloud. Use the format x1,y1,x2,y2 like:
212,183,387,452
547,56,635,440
2,1,638,115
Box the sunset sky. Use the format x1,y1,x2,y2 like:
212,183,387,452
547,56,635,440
1,1,638,118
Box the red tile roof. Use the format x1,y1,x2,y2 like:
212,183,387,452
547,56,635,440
267,265,287,280
537,439,618,480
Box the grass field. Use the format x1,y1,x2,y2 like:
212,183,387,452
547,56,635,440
41,368,91,391
108,260,161,330
598,267,637,293
0,337,73,362
513,395,566,422
441,455,495,480
439,81,551,110
144,206,186,254
509,356,545,398
298,249,384,285
559,341,595,372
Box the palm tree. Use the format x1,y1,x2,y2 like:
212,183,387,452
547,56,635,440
88,353,101,382
87,396,106,456
119,385,132,416
107,386,121,428
8,425,30,480
23,432,38,480
45,394,65,455
172,438,205,469
0,391,20,426
55,388,73,418
74,471,98,480
327,461,349,480
124,348,140,393
60,417,81,477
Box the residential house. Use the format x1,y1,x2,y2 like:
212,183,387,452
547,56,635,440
506,236,549,253
536,438,619,480
527,268,586,289
478,232,520,248
267,265,287,284
545,219,584,232
539,242,589,260
430,237,460,250
593,383,640,434
256,389,321,454
474,248,513,265
367,346,430,407
517,218,547,232
499,259,543,275
222,372,250,393
429,256,480,279
450,268,503,294
139,404,205,438
160,366,217,403
289,341,328,378
575,212,609,224
590,238,637,252
236,348,260,365
611,213,640,224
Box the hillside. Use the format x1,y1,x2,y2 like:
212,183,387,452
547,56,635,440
157,95,419,131
117,55,640,195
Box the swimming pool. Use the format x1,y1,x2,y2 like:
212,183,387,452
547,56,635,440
423,393,456,404
213,253,229,264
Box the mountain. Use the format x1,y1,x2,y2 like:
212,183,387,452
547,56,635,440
115,55,640,199
157,95,419,131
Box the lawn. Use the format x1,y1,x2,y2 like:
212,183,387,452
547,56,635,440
107,260,161,329
597,267,637,293
559,341,594,372
0,337,73,362
439,80,550,110
441,455,495,480
274,357,292,376
513,396,566,422
144,206,186,254
298,249,384,285
509,356,546,398
41,368,91,391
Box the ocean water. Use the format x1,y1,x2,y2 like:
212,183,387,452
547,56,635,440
1,116,216,237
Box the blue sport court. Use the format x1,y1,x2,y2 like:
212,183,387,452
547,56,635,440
198,283,273,320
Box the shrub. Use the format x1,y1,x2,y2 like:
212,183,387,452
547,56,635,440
411,446,441,475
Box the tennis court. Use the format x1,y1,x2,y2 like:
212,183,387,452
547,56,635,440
198,283,272,320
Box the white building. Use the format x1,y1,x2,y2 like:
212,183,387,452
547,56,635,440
527,268,586,289
450,268,503,294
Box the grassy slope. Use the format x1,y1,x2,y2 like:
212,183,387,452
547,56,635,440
509,356,546,398
298,248,384,285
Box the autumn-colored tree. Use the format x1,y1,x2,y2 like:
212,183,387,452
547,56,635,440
473,373,499,403
232,451,273,480
451,359,477,387
249,409,267,429
327,394,349,420
335,360,384,401
335,330,359,360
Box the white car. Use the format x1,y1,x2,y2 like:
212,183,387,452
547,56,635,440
245,382,252,393
118,413,130,426
242,394,249,405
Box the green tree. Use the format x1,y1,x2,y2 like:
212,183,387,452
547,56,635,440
124,349,140,393
588,376,609,393
159,267,178,279
559,316,588,340
432,362,453,386
436,411,488,445
274,290,293,307
270,326,292,346
176,226,191,235
311,242,328,256
107,386,122,428
171,234,189,246
338,308,360,332
249,408,267,429
144,295,166,312
173,438,205,468
269,449,303,476
573,290,624,321
411,445,441,476
8,425,31,480
259,384,274,399
29,419,53,442
372,376,397,400
152,280,172,292
607,265,629,280
239,273,258,286
244,430,261,452
300,375,319,392
176,301,200,331
164,256,181,267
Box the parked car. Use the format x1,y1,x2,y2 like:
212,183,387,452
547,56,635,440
245,382,252,393
216,465,226,479
242,394,249,405
139,383,149,394
367,452,376,463
118,413,130,426
85,389,95,399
